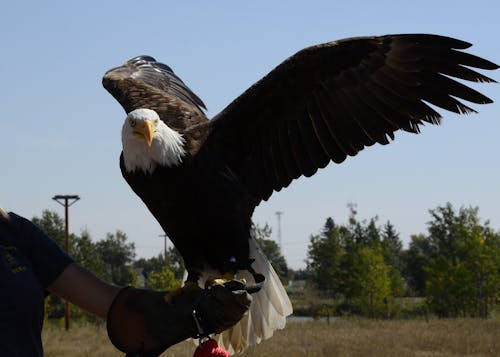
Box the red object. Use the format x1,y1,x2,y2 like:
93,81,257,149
193,339,230,357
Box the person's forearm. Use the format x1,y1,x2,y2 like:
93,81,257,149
48,263,120,319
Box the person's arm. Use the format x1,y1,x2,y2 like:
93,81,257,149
47,260,255,356
47,262,120,319
6,211,253,355
8,212,114,316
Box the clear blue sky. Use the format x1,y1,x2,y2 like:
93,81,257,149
1,1,499,269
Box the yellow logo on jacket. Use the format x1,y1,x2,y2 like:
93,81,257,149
0,245,27,273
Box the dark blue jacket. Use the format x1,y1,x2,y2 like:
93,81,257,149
0,212,73,356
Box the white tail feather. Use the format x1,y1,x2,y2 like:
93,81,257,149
192,238,293,354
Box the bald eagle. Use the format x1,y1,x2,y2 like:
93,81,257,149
103,34,497,353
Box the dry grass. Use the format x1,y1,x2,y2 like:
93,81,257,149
43,319,500,357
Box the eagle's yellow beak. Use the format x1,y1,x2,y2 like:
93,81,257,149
135,119,155,147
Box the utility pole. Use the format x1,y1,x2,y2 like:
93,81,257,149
159,233,169,266
52,194,80,331
275,211,283,250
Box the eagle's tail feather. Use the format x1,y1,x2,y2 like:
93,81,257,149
213,238,293,354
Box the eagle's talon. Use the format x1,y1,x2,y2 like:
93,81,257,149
164,281,202,302
210,278,227,286
206,272,238,287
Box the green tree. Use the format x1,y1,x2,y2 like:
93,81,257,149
347,247,392,318
72,229,106,279
424,203,500,317
381,221,403,269
340,209,394,306
147,268,181,291
401,234,432,296
96,230,137,286
306,218,345,294
346,204,381,249
134,253,165,280
134,250,183,290
252,223,289,282
381,221,405,296
166,246,186,281
321,217,336,237
306,210,398,318
31,210,69,250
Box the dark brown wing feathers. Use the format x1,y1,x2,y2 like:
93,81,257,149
103,35,497,207
205,34,497,203
103,56,208,131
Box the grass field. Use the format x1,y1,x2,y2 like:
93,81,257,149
42,319,500,356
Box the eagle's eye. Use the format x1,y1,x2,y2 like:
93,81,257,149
130,119,136,127
154,119,159,125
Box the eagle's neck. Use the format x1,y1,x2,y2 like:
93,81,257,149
122,124,186,174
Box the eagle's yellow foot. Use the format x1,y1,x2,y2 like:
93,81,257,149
207,272,246,287
164,281,201,302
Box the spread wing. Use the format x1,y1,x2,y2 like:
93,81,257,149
103,55,208,131
203,34,498,204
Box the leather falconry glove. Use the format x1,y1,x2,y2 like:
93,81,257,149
107,279,258,356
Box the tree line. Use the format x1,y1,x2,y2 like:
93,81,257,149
32,211,182,322
32,201,499,321
304,203,500,318
31,210,287,322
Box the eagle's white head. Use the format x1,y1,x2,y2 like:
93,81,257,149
121,108,186,174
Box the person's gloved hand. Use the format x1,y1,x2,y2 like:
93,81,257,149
107,279,256,356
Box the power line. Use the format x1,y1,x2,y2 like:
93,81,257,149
52,194,80,331
159,233,169,266
275,211,283,249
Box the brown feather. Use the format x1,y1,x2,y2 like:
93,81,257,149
204,34,497,205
